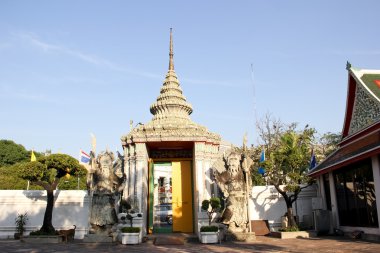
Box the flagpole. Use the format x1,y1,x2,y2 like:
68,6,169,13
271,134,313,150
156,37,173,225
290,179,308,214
87,133,96,234
242,138,252,233
250,64,258,144
28,149,36,190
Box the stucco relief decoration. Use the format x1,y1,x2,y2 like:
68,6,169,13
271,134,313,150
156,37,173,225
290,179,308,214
349,84,380,135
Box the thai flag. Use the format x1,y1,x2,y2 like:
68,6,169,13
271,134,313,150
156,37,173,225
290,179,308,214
80,150,90,164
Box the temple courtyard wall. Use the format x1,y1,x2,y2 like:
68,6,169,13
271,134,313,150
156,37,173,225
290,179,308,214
0,190,90,239
0,186,316,239
249,185,317,230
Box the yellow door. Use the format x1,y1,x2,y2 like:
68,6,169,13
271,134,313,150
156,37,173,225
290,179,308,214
172,161,193,232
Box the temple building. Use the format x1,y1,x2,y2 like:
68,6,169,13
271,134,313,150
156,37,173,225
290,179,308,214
120,29,228,234
309,63,380,238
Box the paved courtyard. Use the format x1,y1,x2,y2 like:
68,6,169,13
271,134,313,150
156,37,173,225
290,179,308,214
1,236,380,253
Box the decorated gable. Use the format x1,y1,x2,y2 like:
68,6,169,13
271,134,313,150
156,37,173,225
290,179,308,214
346,69,380,136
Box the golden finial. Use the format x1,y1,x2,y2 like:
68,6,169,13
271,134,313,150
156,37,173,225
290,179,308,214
169,28,174,71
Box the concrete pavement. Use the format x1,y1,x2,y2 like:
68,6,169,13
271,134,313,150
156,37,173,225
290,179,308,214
1,235,380,253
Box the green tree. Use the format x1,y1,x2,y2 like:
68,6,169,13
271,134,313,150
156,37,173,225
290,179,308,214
262,126,315,228
254,114,315,229
319,132,341,157
0,164,87,190
0,165,43,190
0,140,30,167
16,154,87,234
0,139,44,167
248,145,266,186
57,175,87,190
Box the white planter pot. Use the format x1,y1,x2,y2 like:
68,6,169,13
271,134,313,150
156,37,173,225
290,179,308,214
200,232,219,244
121,233,140,245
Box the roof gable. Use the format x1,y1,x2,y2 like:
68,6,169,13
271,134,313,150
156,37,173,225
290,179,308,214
342,68,380,138
360,74,380,100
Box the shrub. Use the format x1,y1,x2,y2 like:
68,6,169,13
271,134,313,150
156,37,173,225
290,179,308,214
201,197,221,226
15,212,28,235
200,225,218,232
279,226,300,232
121,227,140,233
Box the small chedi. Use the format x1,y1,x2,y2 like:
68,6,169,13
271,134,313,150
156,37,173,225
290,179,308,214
88,150,125,235
212,149,255,240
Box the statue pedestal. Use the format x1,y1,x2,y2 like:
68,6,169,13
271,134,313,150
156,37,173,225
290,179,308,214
83,234,113,243
225,231,256,242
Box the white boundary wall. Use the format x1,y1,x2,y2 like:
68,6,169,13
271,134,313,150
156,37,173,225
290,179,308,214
0,185,317,239
0,190,90,239
250,185,317,230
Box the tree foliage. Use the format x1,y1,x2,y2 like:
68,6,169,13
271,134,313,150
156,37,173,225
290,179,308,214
0,140,38,167
318,132,341,157
16,154,87,234
0,165,43,190
201,197,221,226
253,114,316,228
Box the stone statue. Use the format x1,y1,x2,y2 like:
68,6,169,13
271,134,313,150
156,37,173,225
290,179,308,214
213,150,253,233
94,151,115,193
89,150,126,235
113,151,126,192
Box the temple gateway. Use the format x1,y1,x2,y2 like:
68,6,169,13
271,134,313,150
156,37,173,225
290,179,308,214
120,29,230,234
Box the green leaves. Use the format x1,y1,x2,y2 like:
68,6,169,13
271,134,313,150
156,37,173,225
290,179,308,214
202,197,221,212
202,197,222,226
270,127,316,185
0,140,30,167
17,161,47,181
16,153,87,190
200,225,218,232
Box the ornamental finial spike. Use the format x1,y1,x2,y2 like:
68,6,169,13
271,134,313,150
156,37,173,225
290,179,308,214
169,28,174,70
346,61,351,70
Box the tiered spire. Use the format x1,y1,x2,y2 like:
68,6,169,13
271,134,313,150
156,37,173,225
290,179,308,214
150,28,193,121
121,29,221,145
169,28,174,71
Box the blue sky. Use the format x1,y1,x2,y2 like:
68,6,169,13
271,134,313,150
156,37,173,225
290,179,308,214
1,1,379,159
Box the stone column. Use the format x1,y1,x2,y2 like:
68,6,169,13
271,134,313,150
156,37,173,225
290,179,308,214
194,142,205,208
135,143,148,211
135,143,148,234
328,172,339,229
318,176,327,210
371,155,380,232
203,143,219,198
203,143,212,200
123,144,136,204
122,145,131,199
194,142,205,232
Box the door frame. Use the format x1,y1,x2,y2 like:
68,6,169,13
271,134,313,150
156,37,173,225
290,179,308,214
148,158,194,234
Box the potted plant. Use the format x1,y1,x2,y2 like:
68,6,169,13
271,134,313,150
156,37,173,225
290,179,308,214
200,197,221,244
119,201,142,245
14,212,28,239
120,227,141,244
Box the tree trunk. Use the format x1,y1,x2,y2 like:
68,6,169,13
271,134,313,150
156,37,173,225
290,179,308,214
286,203,297,228
40,189,56,234
275,185,298,229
